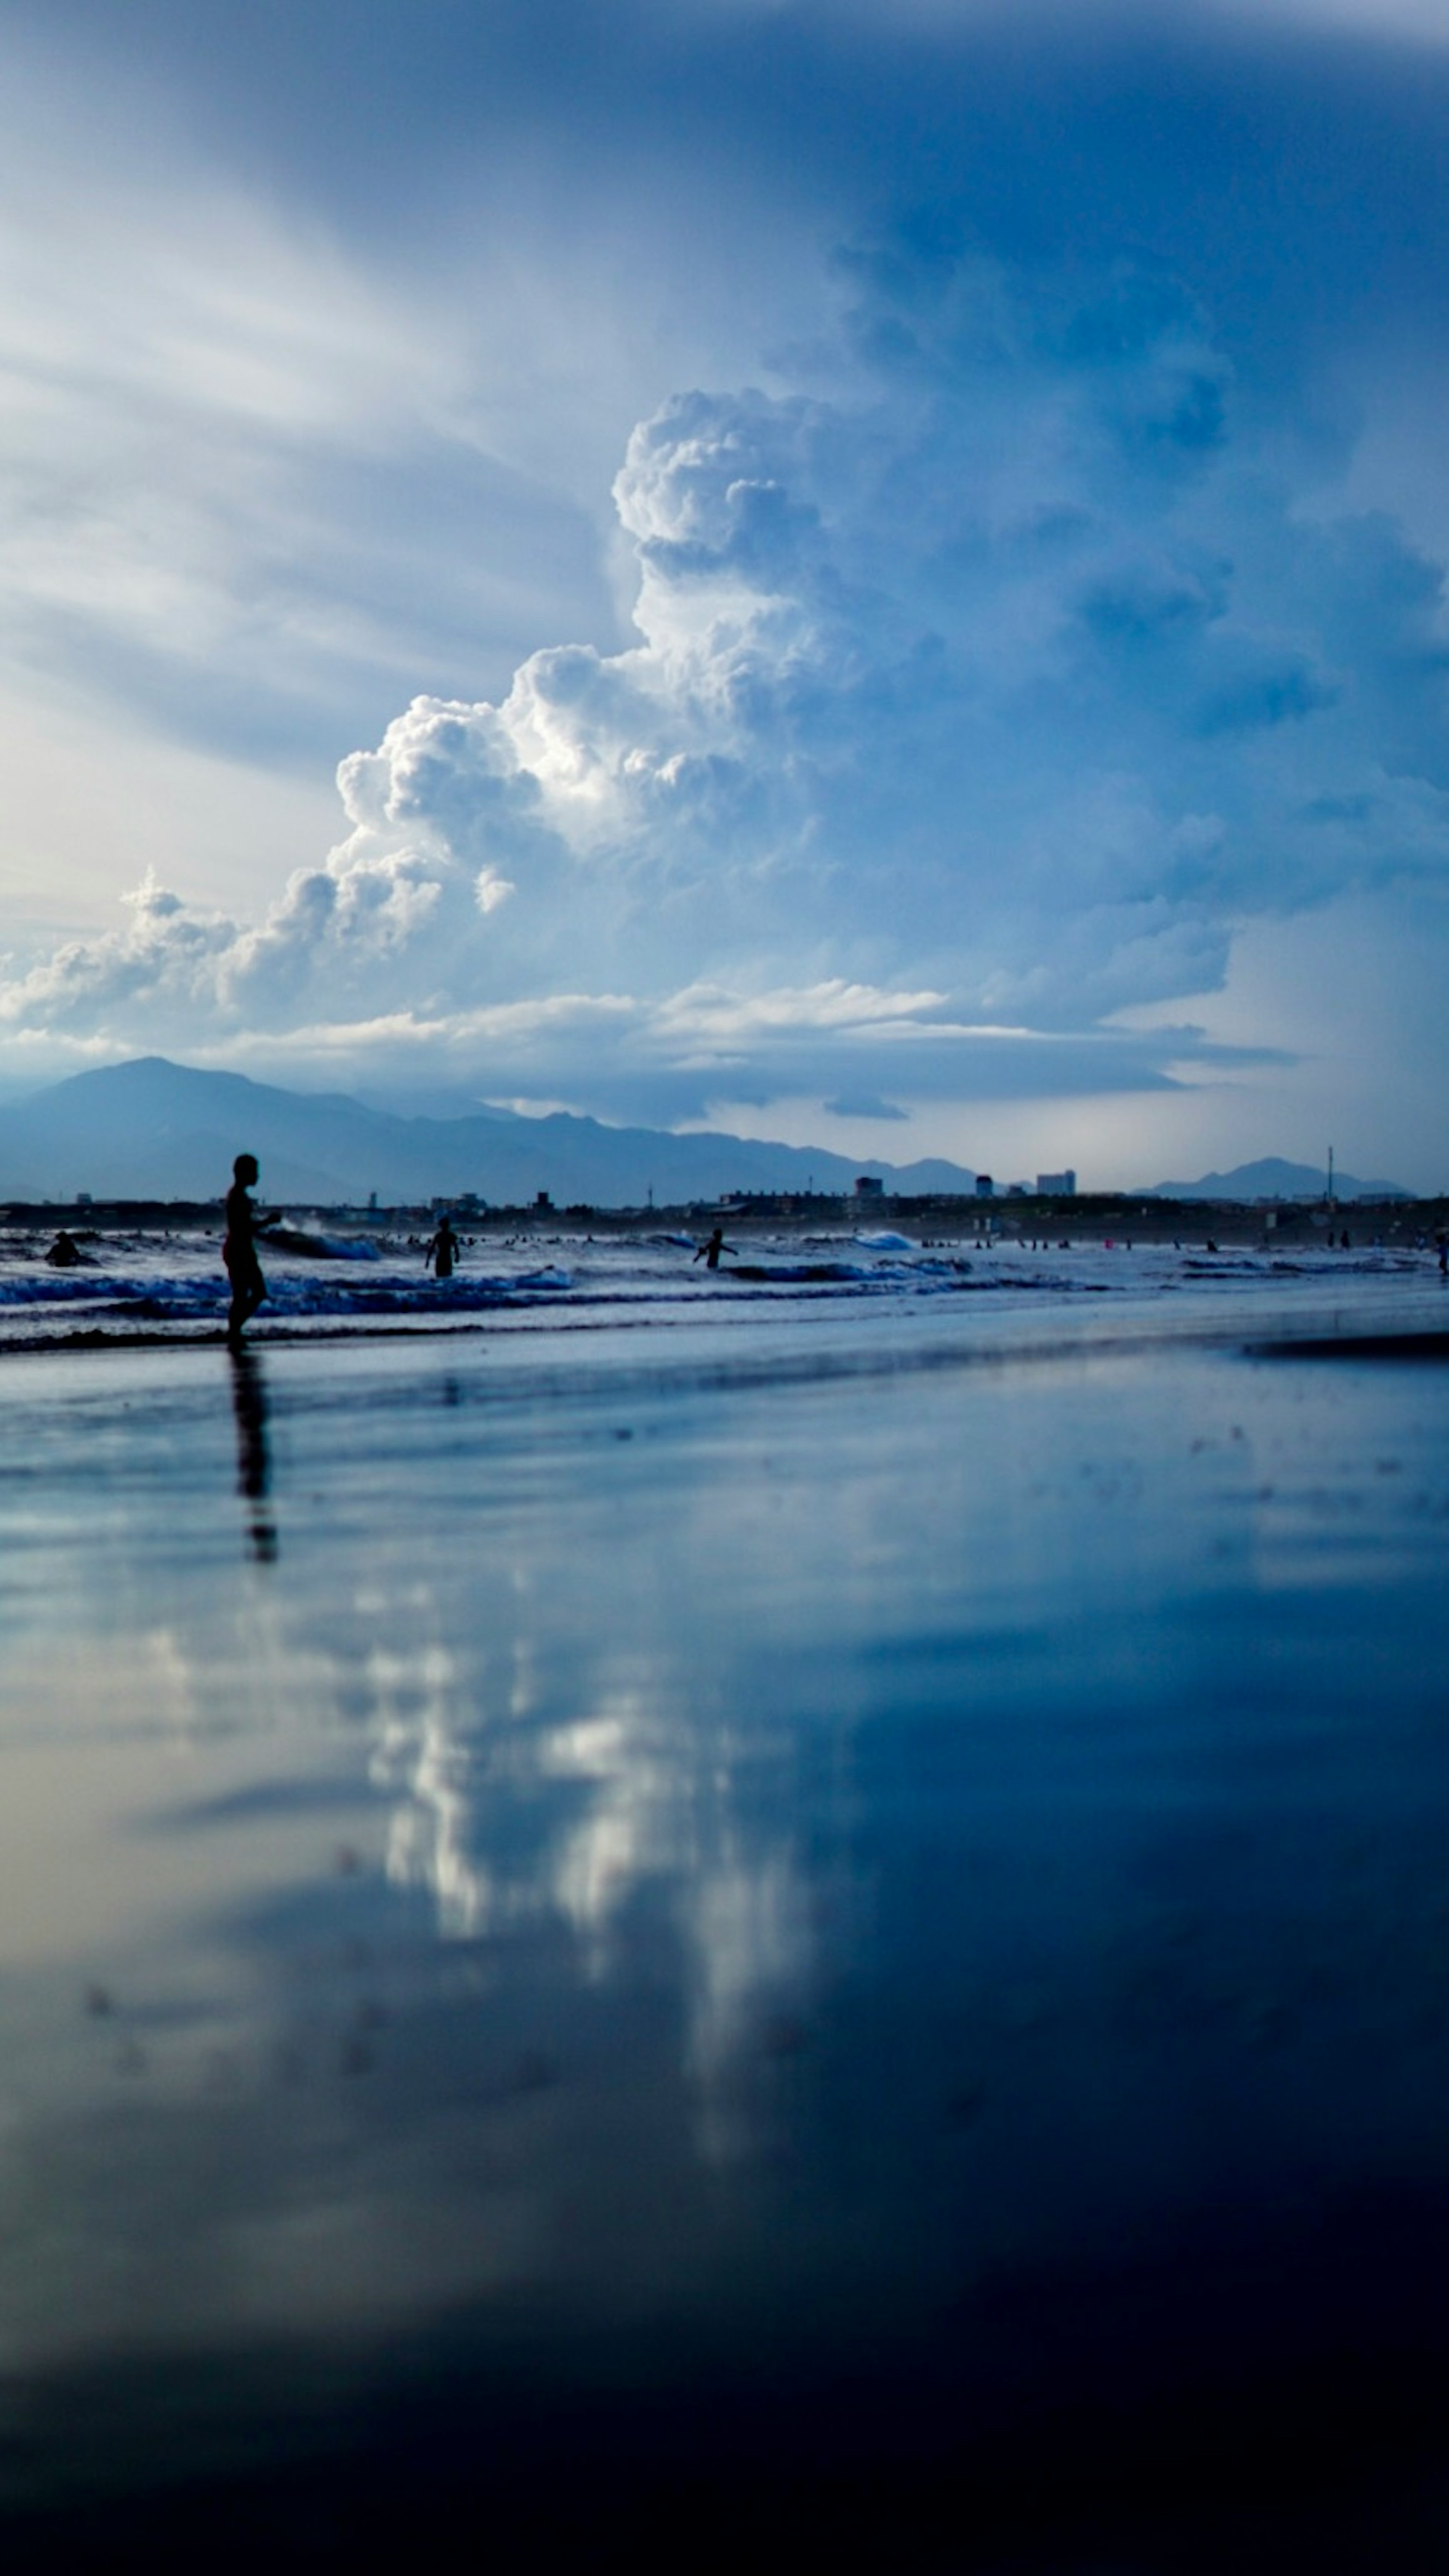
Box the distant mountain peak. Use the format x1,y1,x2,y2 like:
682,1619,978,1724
0,1055,979,1208
1137,1155,1411,1202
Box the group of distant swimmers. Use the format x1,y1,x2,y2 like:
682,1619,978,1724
71,1161,1434,1346
221,1156,467,1337
217,1163,752,1341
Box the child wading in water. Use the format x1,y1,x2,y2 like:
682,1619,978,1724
425,1214,460,1280
692,1225,738,1272
224,1153,278,1339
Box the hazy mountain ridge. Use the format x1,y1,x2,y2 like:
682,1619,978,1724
0,1058,979,1207
1138,1156,1411,1202
5,1062,1415,1209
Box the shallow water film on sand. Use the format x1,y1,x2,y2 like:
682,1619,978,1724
2,1248,1449,2564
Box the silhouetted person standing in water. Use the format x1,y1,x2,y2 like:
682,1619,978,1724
425,1214,460,1279
224,1153,277,1339
693,1225,738,1272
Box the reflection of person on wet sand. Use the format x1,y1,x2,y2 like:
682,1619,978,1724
425,1215,460,1279
223,1153,278,1340
228,1341,276,1561
693,1226,738,1272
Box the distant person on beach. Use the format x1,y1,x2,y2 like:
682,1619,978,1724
693,1226,738,1272
1437,1233,1448,1276
425,1215,460,1280
223,1153,278,1339
44,1229,82,1268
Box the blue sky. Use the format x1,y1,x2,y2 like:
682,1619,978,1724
1,0,1448,1185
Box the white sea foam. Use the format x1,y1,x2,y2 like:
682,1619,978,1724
0,1218,1435,1359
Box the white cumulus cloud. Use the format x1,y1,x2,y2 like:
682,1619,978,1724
2,240,1446,1127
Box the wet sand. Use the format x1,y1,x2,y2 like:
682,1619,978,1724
2,1284,1449,2565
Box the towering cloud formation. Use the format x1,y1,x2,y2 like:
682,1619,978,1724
5,242,1446,1123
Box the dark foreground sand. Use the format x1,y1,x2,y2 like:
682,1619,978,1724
1,1286,1449,2567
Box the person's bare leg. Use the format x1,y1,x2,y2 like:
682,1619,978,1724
228,1269,264,1337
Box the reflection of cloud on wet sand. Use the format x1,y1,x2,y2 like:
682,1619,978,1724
370,1642,490,1934
361,1604,821,2150
0,1570,833,2387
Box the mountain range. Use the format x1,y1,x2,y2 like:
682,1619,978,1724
0,1058,981,1207
1137,1157,1411,1202
0,1063,1415,1209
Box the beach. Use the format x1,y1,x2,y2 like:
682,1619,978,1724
2,1237,1449,2563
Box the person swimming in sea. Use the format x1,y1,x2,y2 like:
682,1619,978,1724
425,1214,460,1280
223,1153,278,1339
693,1225,738,1272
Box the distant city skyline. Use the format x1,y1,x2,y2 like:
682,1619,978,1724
1,4,1448,1186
